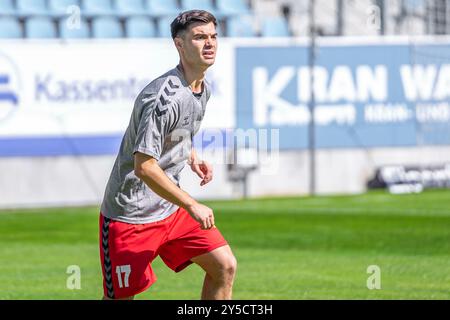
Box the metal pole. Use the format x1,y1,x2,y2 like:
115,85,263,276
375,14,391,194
308,0,317,196
243,171,248,199
425,0,431,34
336,0,344,36
376,0,385,35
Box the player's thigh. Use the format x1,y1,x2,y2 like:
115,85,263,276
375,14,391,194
158,208,229,273
191,245,237,278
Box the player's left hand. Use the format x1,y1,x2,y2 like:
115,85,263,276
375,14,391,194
190,158,213,186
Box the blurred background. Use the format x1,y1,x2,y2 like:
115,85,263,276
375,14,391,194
0,0,449,300
1,0,450,209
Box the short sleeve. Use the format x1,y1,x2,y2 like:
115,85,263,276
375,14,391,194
133,100,172,160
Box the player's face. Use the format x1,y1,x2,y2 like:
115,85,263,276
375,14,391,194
178,22,217,68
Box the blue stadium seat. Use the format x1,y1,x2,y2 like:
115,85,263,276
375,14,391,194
82,0,114,16
59,17,90,38
92,17,123,38
49,0,81,17
404,0,424,11
181,0,217,16
146,0,180,17
0,18,22,38
17,0,49,16
226,15,256,37
216,0,250,16
125,16,156,38
115,0,146,16
0,0,17,16
261,16,290,37
25,17,57,38
157,15,177,37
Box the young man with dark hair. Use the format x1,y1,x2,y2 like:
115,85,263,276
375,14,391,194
99,10,236,300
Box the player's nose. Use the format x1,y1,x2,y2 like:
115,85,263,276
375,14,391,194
205,35,215,46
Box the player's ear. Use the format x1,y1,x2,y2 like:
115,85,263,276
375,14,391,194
174,37,183,50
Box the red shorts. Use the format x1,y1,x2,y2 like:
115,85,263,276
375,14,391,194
99,207,228,299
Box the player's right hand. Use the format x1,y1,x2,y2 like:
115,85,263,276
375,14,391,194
185,202,215,230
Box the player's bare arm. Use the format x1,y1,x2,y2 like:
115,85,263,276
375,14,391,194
134,151,215,229
189,148,213,186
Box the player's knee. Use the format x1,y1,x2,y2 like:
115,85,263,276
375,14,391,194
217,253,237,283
227,254,237,278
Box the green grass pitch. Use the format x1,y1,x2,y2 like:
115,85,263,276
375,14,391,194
0,189,449,299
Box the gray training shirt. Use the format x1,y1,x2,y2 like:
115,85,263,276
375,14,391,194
101,65,210,224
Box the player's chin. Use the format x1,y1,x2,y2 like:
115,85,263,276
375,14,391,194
201,56,216,66
202,59,215,67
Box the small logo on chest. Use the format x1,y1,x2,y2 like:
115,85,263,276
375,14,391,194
182,115,190,126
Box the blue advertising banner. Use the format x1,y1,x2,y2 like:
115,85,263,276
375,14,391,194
0,41,232,157
236,41,450,150
1,39,450,156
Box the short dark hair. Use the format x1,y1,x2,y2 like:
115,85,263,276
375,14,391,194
170,10,217,39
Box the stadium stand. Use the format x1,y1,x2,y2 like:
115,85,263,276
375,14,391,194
92,16,123,38
226,15,257,37
216,0,250,16
59,17,90,38
0,17,22,38
17,0,49,16
0,0,262,38
181,0,216,15
0,0,17,16
146,0,181,17
125,16,156,38
260,16,290,37
81,0,115,16
115,0,146,17
0,0,448,39
25,17,57,38
49,0,80,17
157,15,178,37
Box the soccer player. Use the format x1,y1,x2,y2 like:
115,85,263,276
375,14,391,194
99,10,236,300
